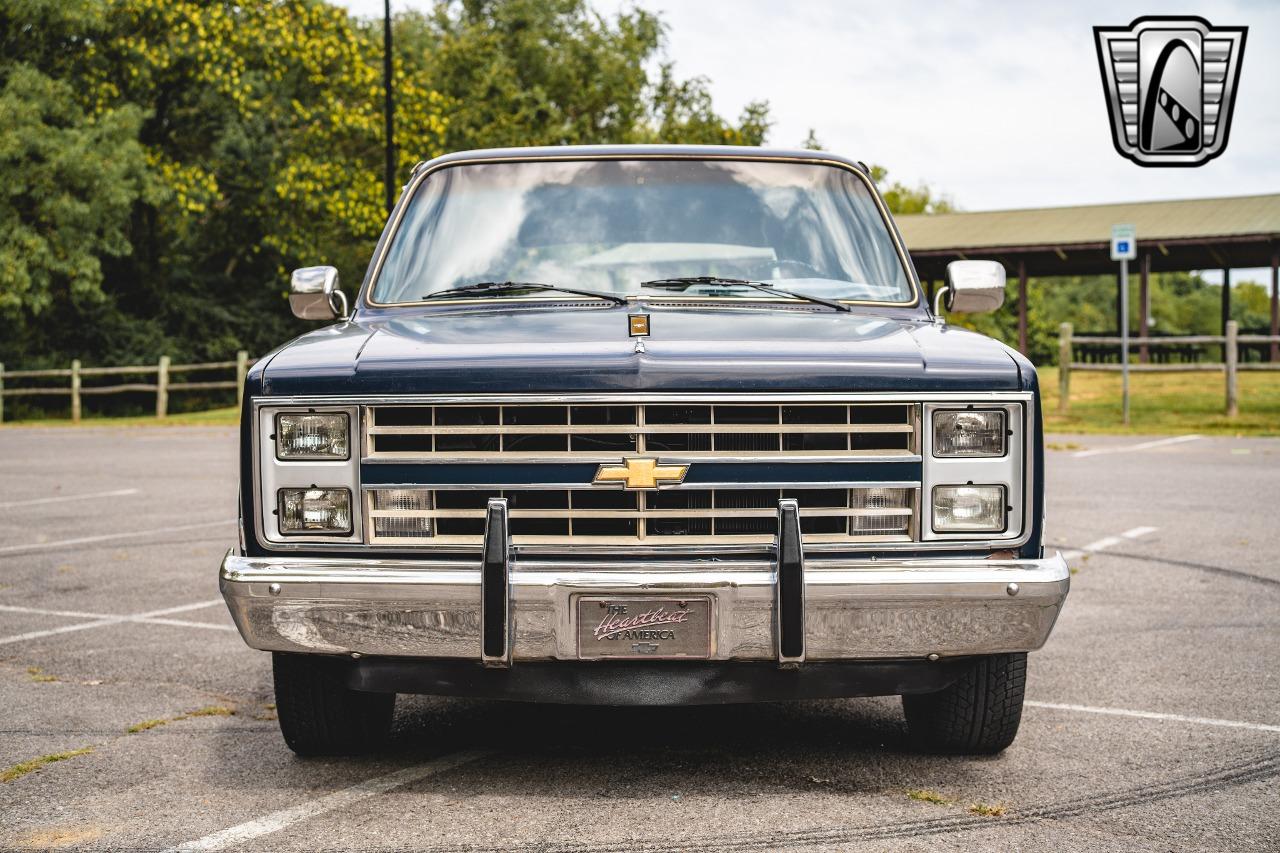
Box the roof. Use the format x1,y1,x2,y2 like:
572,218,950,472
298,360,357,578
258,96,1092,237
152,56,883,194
897,193,1280,278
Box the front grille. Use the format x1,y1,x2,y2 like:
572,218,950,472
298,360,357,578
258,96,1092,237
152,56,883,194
366,403,916,459
367,486,916,546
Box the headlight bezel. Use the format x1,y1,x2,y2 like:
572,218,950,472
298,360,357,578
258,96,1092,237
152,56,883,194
274,411,352,461
922,402,1025,543
932,408,1008,458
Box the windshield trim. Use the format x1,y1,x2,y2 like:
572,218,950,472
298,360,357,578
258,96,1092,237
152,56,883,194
360,153,922,311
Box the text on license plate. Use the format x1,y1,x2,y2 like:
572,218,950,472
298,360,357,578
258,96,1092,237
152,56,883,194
576,596,713,659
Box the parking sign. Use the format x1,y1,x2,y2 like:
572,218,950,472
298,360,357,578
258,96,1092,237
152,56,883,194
1111,223,1137,261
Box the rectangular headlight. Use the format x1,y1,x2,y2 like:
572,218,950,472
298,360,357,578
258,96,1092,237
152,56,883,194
276,412,350,460
932,485,1006,533
933,410,1006,457
279,488,352,534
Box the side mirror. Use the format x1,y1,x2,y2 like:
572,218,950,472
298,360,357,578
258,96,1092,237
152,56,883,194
289,266,348,321
937,260,1006,315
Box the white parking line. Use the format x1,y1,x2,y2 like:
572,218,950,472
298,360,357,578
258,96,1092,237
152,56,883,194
0,603,236,633
0,519,234,556
1072,434,1202,458
0,599,226,646
1060,525,1156,562
1028,701,1280,734
0,488,139,509
165,750,491,852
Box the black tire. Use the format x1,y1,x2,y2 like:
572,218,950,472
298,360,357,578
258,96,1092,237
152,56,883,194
272,652,395,756
902,653,1027,755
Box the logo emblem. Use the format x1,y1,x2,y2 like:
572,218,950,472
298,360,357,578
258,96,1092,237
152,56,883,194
593,458,688,490
628,313,650,336
1094,16,1246,167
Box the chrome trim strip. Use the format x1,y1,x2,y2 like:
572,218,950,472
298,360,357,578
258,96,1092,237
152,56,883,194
269,392,1032,406
362,453,923,465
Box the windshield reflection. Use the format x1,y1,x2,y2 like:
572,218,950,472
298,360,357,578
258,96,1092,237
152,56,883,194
373,158,914,306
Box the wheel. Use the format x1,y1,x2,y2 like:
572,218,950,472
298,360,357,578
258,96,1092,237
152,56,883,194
272,652,395,756
902,653,1027,755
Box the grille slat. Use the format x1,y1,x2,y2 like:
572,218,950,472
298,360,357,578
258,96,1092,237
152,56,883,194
369,403,916,459
367,487,915,545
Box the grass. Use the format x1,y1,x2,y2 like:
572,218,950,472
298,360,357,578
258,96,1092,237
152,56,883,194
26,666,58,683
0,406,239,429
905,788,951,806
1,748,93,784
126,705,236,734
1041,366,1280,436
968,802,1008,817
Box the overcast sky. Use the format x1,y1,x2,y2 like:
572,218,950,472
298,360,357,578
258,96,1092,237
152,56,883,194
336,0,1278,280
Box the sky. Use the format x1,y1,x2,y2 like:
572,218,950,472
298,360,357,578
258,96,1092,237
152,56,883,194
336,0,1279,281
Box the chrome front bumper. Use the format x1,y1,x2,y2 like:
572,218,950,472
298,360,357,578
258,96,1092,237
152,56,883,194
220,549,1069,663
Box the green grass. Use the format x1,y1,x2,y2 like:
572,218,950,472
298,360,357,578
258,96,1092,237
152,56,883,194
0,406,239,429
1041,366,1280,436
1,748,93,783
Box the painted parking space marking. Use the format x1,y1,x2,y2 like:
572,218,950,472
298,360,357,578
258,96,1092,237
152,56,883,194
1072,434,1202,458
0,519,234,556
0,603,236,633
1028,701,1280,734
0,488,139,509
164,750,492,852
0,599,226,646
1060,525,1157,562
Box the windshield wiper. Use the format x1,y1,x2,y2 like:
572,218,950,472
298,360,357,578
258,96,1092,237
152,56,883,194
640,276,851,312
421,281,627,305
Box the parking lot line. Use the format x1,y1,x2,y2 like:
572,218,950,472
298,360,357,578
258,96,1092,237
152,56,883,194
164,750,492,852
0,488,140,509
1028,701,1280,734
0,519,234,556
1072,434,1202,458
0,599,225,646
1060,525,1157,562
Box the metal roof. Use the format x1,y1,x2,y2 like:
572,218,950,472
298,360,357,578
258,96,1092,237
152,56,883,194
897,193,1280,279
897,193,1280,251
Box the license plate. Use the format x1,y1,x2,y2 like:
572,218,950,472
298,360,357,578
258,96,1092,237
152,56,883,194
577,596,713,660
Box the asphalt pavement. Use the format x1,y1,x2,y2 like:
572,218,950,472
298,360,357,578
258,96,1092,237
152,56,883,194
0,425,1277,851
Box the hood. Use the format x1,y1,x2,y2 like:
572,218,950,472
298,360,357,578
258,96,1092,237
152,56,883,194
259,304,1022,396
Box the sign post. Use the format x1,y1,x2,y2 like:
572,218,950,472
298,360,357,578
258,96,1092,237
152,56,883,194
1111,224,1137,425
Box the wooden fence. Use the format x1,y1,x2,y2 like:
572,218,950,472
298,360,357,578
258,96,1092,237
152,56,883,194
1059,322,1280,417
0,351,252,423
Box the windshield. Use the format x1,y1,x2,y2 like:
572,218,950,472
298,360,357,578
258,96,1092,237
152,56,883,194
371,158,916,306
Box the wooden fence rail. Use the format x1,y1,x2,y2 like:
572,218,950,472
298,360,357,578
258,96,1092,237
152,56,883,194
0,351,252,423
1059,322,1280,417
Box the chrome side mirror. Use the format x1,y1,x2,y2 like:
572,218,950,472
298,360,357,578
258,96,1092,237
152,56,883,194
936,260,1006,315
289,266,348,321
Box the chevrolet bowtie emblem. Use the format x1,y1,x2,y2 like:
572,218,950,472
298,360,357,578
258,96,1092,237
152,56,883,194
593,458,688,490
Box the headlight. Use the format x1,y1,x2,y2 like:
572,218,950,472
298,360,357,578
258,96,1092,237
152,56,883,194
932,485,1006,533
933,410,1006,457
279,488,352,534
276,412,350,460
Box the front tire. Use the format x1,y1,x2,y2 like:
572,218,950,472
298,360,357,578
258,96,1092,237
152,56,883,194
273,652,395,756
902,653,1026,755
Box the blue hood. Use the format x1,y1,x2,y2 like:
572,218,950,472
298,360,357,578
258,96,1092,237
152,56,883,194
258,304,1022,396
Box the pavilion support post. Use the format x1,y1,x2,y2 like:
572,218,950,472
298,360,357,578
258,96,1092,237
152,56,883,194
1017,260,1028,355
1138,253,1151,363
1220,267,1231,342
1225,321,1239,418
1058,323,1072,415
1270,247,1279,362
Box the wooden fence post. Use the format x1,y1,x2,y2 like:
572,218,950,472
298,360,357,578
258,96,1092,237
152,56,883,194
156,355,170,419
0,361,5,424
235,350,248,407
1058,323,1072,414
1225,321,1238,417
70,359,81,423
